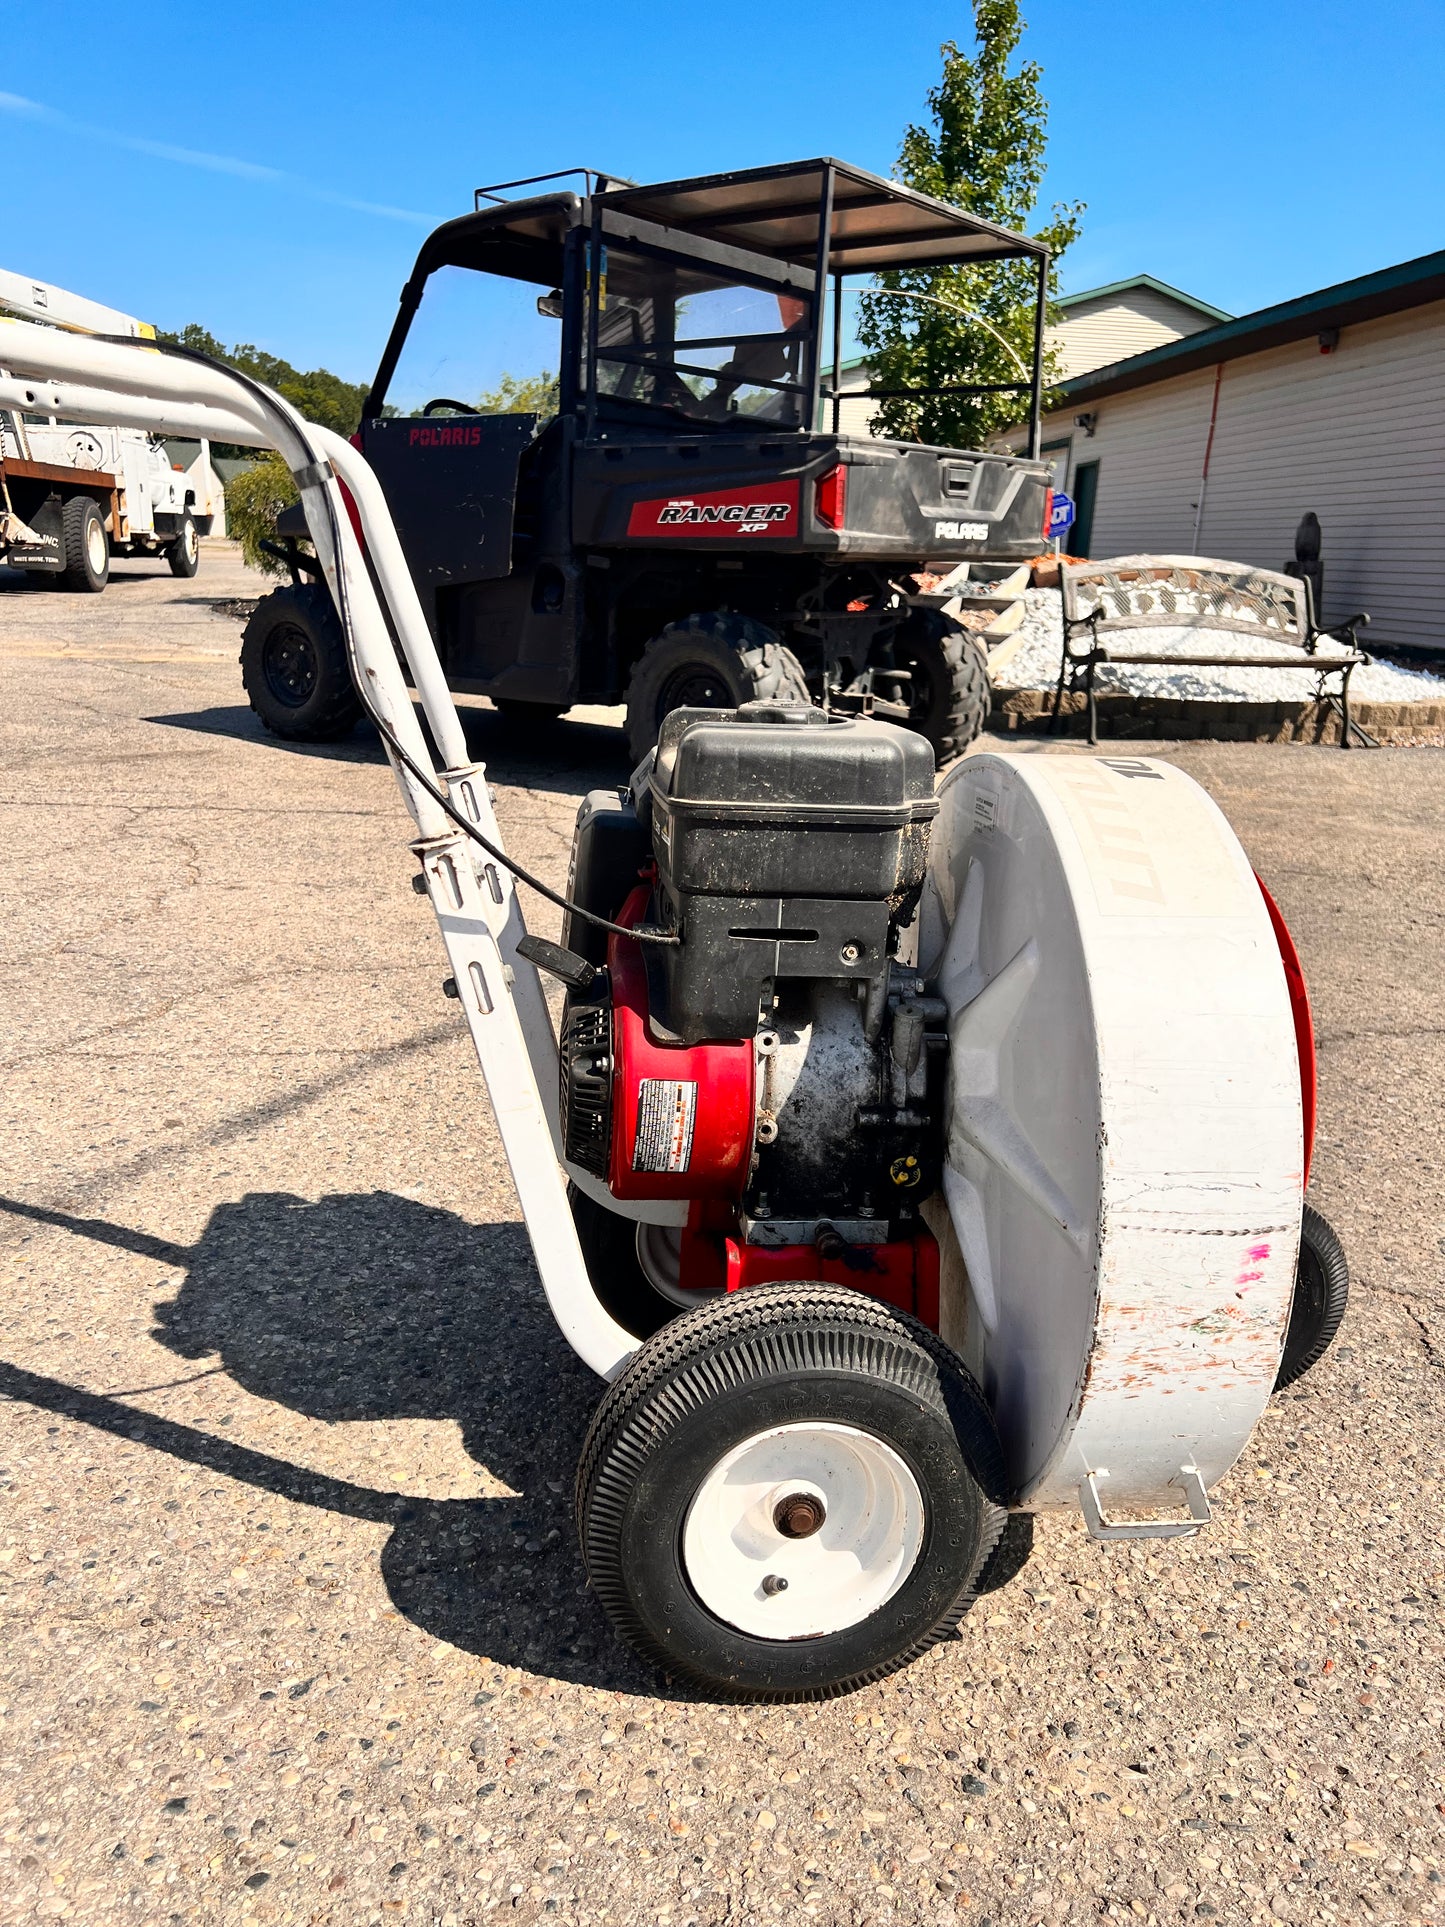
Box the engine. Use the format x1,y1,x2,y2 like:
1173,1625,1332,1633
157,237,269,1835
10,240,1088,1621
553,700,949,1323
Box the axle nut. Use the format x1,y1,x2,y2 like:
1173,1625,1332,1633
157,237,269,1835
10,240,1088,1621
773,1492,826,1539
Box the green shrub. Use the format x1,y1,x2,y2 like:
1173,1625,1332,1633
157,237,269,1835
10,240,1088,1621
226,451,299,576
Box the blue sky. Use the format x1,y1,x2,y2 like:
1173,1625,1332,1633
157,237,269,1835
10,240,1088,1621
6,0,1442,390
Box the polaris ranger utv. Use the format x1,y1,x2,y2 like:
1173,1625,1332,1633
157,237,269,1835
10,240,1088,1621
241,158,1053,764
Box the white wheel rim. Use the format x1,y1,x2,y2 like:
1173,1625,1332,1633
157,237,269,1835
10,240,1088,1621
634,1220,722,1310
185,523,197,561
681,1421,925,1639
86,517,106,573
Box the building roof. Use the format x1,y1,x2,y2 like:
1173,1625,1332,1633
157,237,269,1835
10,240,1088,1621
1055,273,1231,321
1059,248,1445,406
831,275,1225,380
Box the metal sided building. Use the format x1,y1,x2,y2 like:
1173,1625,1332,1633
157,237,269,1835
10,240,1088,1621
998,250,1445,652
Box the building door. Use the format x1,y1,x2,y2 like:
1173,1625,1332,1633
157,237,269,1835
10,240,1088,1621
1067,460,1099,557
1040,438,1072,492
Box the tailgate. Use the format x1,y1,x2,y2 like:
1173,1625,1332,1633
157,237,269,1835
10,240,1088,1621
574,434,1049,560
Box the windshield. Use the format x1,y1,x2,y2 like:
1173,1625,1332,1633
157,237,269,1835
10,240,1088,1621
387,264,561,417
589,244,812,430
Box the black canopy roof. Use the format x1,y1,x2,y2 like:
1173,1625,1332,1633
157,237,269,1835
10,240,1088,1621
411,158,1044,289
599,160,1046,275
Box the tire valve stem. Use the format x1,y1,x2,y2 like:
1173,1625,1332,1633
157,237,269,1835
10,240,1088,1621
761,1574,789,1596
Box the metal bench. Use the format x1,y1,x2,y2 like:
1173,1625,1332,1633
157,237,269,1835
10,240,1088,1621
1050,555,1371,748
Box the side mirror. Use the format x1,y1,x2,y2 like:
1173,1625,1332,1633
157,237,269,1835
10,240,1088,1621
536,290,564,320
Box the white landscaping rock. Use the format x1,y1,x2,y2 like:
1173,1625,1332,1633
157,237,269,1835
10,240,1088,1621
995,588,1445,705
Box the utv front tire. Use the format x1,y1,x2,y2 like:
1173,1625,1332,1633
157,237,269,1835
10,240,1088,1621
624,612,811,764
240,582,362,742
577,1282,1006,1700
889,609,990,766
59,495,109,593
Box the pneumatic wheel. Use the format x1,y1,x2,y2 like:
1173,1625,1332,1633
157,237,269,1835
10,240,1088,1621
240,581,362,742
623,612,811,766
58,495,109,593
886,608,990,766
577,1282,1006,1700
167,513,200,578
1275,1203,1349,1390
567,1183,719,1341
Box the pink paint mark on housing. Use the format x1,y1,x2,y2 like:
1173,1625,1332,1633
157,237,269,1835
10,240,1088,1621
1248,1242,1272,1262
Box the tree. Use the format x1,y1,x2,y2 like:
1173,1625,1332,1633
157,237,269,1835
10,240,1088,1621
157,324,371,441
856,1,1083,450
475,370,559,417
157,325,373,571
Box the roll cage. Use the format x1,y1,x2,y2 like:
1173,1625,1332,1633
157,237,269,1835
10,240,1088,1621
362,158,1050,455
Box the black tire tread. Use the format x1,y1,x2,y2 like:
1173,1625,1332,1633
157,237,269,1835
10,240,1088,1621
1275,1202,1349,1390
578,1282,1007,1700
623,612,811,765
239,582,362,742
59,494,108,593
167,514,200,578
899,609,990,764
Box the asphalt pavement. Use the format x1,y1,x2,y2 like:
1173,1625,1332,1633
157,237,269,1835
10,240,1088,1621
1,545,1441,1927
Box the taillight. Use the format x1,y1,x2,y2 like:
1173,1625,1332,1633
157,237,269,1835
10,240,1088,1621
814,463,847,530
1042,486,1054,541
349,430,364,452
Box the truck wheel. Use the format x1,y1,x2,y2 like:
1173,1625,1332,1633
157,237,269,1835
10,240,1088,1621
577,1282,1006,1700
888,610,990,766
59,496,109,593
240,582,362,742
1275,1204,1349,1390
624,613,811,765
167,514,200,578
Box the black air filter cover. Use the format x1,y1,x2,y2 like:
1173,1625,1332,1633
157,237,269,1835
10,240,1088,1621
647,703,938,1042
649,702,937,903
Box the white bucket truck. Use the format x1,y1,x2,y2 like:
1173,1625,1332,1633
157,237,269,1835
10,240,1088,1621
0,268,223,590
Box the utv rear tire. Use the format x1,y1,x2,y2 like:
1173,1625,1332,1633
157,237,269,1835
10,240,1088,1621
240,582,362,742
890,609,990,766
167,513,200,578
577,1282,1007,1700
59,495,109,593
624,612,811,765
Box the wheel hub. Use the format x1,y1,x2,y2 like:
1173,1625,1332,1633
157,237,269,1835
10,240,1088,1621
773,1491,826,1538
262,622,320,707
657,666,733,717
681,1421,925,1640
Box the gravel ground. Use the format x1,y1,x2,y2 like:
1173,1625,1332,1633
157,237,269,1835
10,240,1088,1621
995,589,1445,705
1,546,1443,1927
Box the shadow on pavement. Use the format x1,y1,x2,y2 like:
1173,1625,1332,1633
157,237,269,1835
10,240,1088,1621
144,700,633,793
0,1188,658,1695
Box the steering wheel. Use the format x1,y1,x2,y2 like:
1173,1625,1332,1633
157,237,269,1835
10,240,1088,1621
422,398,476,416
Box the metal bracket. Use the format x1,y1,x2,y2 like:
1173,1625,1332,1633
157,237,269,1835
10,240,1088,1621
1079,1466,1212,1541
289,458,334,491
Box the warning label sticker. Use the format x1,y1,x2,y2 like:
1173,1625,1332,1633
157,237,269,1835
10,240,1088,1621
633,1078,698,1174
